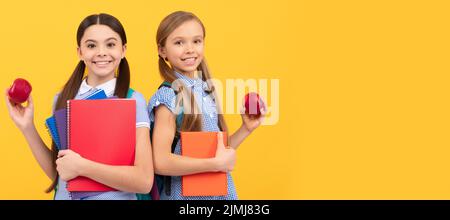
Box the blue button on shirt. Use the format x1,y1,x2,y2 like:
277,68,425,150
52,77,150,200
148,72,238,200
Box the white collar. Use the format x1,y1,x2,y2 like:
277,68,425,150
78,77,117,97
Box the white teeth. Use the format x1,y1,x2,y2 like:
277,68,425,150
94,61,111,65
182,57,196,61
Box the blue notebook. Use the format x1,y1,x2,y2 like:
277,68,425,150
45,116,61,149
85,89,108,100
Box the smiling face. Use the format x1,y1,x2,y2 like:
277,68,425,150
78,24,126,82
159,20,205,77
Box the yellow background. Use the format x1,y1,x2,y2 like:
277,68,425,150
1,0,449,199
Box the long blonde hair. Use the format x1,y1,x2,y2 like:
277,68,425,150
156,11,228,134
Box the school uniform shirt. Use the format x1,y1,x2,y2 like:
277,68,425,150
148,72,238,200
52,77,150,200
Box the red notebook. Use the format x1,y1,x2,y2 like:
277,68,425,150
181,132,228,196
67,99,136,192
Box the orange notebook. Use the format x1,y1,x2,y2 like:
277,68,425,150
67,99,136,192
181,132,227,196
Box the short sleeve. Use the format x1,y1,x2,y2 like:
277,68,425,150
147,86,177,122
52,93,60,114
130,90,150,128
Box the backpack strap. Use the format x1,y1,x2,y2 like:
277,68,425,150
159,81,172,89
158,82,183,128
147,82,183,199
126,88,135,99
158,82,182,197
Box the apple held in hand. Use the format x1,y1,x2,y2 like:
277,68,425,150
244,92,265,117
8,78,32,104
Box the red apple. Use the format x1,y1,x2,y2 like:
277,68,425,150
244,92,265,117
8,78,32,104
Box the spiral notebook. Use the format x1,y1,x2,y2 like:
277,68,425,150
45,89,109,151
45,116,60,149
181,132,228,196
67,99,136,192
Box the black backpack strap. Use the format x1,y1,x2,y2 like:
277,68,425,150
156,82,182,197
158,81,181,152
